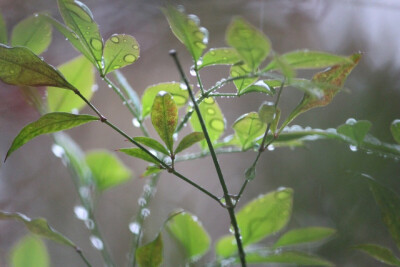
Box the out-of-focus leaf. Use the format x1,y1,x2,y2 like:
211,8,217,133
190,97,225,149
391,119,400,144
273,227,336,248
166,212,210,262
11,14,52,55
355,244,400,266
141,165,162,178
244,250,333,266
136,234,163,267
103,34,139,74
264,50,352,71
258,102,276,124
238,80,275,96
10,235,50,267
230,63,257,93
151,92,178,152
269,53,295,80
216,188,293,257
0,44,75,90
114,70,141,117
174,132,204,154
163,6,207,62
232,112,266,150
47,55,94,113
142,82,188,118
226,17,271,70
119,148,160,165
133,137,170,155
85,150,132,191
57,0,103,67
0,12,7,44
0,211,75,247
337,119,371,145
6,113,98,160
198,48,240,69
270,108,281,134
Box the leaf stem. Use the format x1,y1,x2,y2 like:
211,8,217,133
75,247,93,267
170,50,247,267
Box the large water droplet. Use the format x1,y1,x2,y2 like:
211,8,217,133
91,84,99,92
210,119,224,131
190,65,196,76
132,118,140,128
51,144,65,158
129,222,141,235
110,35,119,43
84,219,95,230
349,145,358,152
196,59,203,66
194,41,206,49
267,145,275,151
90,38,103,51
124,54,136,63
74,206,88,220
179,83,188,90
141,208,151,218
138,197,147,207
346,118,357,125
199,27,209,44
90,236,104,250
173,133,178,141
71,108,79,115
207,108,215,115
203,97,215,104
187,14,200,26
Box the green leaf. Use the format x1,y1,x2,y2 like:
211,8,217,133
11,14,52,55
136,234,163,267
238,80,275,96
244,250,333,266
141,165,162,178
189,97,225,149
337,119,372,145
355,244,400,266
232,112,266,150
264,50,352,71
258,102,276,124
226,17,271,70
85,150,132,191
270,108,281,134
174,132,205,154
151,92,178,152
133,136,170,155
391,120,400,144
162,6,207,62
11,235,50,267
6,112,98,160
103,34,139,74
216,188,293,257
141,82,189,118
57,0,103,66
0,11,7,44
269,53,296,80
244,164,256,181
47,55,94,113
114,70,141,117
282,53,361,129
274,227,336,248
0,44,76,90
0,211,75,247
368,179,400,250
198,48,240,69
119,148,160,165
166,211,210,262
230,63,258,93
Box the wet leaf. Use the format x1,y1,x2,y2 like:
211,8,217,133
136,234,163,267
337,119,372,145
368,179,400,250
226,17,271,70
244,250,333,266
270,53,296,80
198,48,240,69
6,113,98,160
355,244,400,266
85,150,132,191
0,211,75,247
11,235,50,267
163,6,207,62
11,14,52,55
142,82,188,118
151,92,178,152
174,132,204,154
133,136,170,155
103,34,139,74
0,44,75,90
57,0,103,67
119,148,160,165
47,55,94,113
264,50,352,71
270,108,281,134
274,227,336,248
282,53,361,129
232,112,266,150
114,70,141,117
190,97,225,149
166,212,210,262
245,164,256,181
230,63,258,93
391,119,400,144
216,188,293,257
0,12,7,44
239,80,275,96
141,165,162,178
258,102,276,124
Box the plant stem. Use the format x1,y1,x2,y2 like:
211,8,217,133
170,50,247,267
75,247,92,267
194,63,205,95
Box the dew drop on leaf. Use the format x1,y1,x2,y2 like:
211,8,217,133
129,221,141,235
123,54,137,63
267,144,275,151
91,84,99,92
210,119,224,131
73,205,88,221
51,144,65,158
194,41,206,49
141,208,151,218
179,83,188,90
110,36,119,43
346,118,357,125
349,145,358,152
138,197,147,207
84,219,95,230
90,38,103,51
190,65,196,76
207,108,215,115
90,236,104,250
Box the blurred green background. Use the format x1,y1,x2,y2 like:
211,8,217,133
1,0,400,266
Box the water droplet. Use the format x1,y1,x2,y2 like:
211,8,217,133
133,45,139,50
10,69,15,74
84,219,95,230
90,38,102,51
149,149,157,156
290,125,303,131
267,145,275,151
207,108,215,115
194,41,206,49
110,35,119,43
138,197,147,206
349,145,358,152
91,84,99,92
141,208,150,218
199,27,209,44
180,83,188,90
203,97,215,104
210,50,216,56
90,236,104,250
229,227,234,234
74,206,88,220
124,54,136,63
129,222,141,235
143,184,152,194
187,14,200,26
190,65,196,76
196,59,203,66
34,13,39,17
275,189,291,200
79,186,90,199
107,84,112,88
346,118,357,125
51,144,65,158
71,108,79,115
113,65,121,70
173,133,178,141
210,119,224,131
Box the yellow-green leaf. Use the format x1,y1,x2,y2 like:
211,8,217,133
198,48,240,69
11,235,50,267
174,132,204,154
103,34,139,74
337,119,372,145
232,112,266,150
119,148,160,165
274,227,336,248
136,234,163,267
355,244,400,266
230,63,258,93
133,136,170,155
